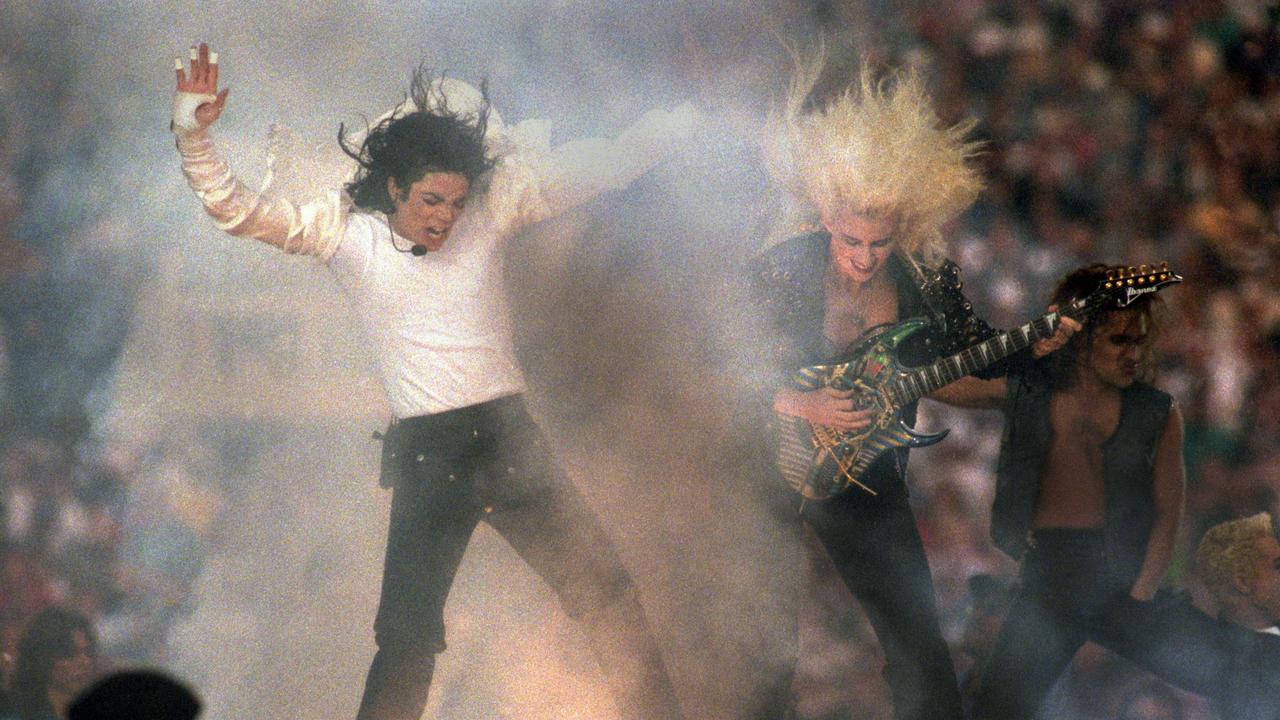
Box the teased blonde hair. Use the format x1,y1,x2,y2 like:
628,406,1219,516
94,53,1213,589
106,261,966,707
763,45,984,268
1195,512,1275,602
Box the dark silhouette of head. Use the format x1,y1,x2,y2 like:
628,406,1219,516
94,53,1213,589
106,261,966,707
11,606,97,720
68,670,201,720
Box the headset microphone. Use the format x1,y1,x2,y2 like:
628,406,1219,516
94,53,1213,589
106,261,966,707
383,213,433,258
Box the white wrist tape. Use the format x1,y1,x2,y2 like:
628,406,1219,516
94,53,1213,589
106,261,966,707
172,91,218,136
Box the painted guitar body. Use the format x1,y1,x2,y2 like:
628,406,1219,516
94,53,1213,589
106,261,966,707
774,319,947,500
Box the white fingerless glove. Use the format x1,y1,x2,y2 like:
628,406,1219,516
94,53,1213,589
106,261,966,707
171,91,218,136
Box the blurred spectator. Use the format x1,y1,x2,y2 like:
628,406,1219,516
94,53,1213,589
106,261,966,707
5,607,97,720
67,670,200,720
1116,681,1186,720
0,612,16,720
1193,513,1280,720
97,458,214,665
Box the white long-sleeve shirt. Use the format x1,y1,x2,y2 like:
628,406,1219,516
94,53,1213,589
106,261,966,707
177,102,700,417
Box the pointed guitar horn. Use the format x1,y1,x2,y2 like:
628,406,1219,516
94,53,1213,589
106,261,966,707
901,421,949,448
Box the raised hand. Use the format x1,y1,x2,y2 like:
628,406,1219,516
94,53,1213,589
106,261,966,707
174,42,228,132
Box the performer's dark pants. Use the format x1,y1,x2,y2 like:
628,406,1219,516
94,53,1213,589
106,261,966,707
354,395,683,720
749,480,965,720
971,529,1238,720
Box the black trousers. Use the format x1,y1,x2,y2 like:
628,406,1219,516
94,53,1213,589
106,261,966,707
355,395,683,720
749,480,965,720
971,529,1238,720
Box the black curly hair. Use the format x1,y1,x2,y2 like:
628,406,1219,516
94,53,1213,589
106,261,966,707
339,66,496,214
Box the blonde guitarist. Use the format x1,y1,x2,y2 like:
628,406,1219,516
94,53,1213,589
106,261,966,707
744,50,1076,720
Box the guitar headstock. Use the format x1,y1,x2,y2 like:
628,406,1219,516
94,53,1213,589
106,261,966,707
1065,262,1182,317
1099,263,1182,308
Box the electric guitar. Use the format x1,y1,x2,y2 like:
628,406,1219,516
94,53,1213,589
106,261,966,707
775,263,1182,500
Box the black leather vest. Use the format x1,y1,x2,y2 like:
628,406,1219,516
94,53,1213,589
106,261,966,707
991,368,1172,583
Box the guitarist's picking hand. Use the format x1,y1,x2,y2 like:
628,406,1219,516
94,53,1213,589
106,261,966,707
775,387,874,432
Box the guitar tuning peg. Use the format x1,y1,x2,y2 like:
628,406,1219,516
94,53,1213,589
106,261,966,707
1160,261,1169,272
1139,264,1148,275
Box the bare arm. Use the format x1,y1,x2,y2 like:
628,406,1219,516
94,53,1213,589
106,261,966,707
1129,403,1187,601
928,376,1008,409
173,43,346,259
926,268,1078,380
929,304,1071,402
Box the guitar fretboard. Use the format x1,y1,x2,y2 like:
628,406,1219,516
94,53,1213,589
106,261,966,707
891,308,1075,405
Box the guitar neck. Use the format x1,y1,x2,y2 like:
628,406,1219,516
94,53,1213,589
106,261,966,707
894,311,1062,404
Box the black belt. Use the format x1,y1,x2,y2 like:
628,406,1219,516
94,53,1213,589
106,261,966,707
392,393,524,440
376,394,525,487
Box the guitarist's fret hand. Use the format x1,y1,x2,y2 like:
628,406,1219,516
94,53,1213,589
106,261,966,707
1032,304,1082,359
774,387,875,432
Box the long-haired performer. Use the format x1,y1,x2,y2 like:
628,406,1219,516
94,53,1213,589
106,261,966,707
171,43,692,720
944,265,1244,719
747,49,1076,720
